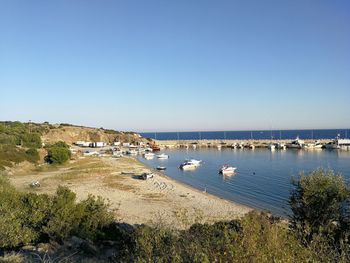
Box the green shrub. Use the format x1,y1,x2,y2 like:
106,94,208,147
0,179,113,248
25,148,40,163
290,169,350,245
46,141,71,164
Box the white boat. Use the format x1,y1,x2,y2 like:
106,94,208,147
179,161,197,170
286,136,305,149
275,143,286,150
268,144,276,151
126,149,138,155
180,163,197,170
141,172,154,180
219,165,236,174
325,138,350,150
144,152,155,159
304,141,323,150
156,166,166,171
185,159,202,167
157,153,169,159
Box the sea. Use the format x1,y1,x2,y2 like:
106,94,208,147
140,129,349,140
137,142,350,218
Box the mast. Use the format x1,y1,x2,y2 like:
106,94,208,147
224,131,226,140
177,132,179,140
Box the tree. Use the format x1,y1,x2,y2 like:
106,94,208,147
289,169,350,245
46,141,71,164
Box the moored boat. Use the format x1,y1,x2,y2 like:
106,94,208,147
286,136,305,149
185,159,202,167
179,161,197,170
219,165,237,174
157,153,169,159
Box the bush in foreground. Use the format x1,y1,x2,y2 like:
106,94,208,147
290,169,350,250
0,177,113,248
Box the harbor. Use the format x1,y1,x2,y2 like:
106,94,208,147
137,146,350,217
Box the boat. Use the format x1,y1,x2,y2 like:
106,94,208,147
179,161,197,170
325,138,350,150
152,145,161,152
126,149,138,155
185,159,202,167
157,153,169,159
156,166,166,171
144,152,155,159
219,165,237,174
275,143,286,150
141,172,154,180
286,136,305,149
268,144,276,151
304,141,323,150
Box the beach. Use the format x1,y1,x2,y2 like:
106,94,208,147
8,156,251,228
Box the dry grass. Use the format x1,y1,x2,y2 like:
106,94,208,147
102,175,137,192
141,192,165,200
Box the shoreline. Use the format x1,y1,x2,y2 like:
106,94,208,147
134,157,253,212
8,156,252,228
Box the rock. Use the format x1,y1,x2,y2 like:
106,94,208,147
80,239,98,256
64,235,84,249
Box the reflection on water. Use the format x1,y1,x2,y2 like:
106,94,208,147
138,148,350,217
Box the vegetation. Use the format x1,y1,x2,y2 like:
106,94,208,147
46,141,71,165
0,122,43,170
290,169,350,260
0,177,113,248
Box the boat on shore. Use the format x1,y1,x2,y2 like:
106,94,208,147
141,172,154,180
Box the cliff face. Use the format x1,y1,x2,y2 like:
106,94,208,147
41,125,143,145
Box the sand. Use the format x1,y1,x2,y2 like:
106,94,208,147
8,156,251,228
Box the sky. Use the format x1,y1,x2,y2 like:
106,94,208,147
0,0,349,132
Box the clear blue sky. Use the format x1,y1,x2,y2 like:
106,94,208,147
1,0,349,132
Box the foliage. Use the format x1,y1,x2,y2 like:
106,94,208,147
290,169,350,245
46,141,71,165
0,145,39,170
0,178,113,248
123,212,319,263
0,122,43,169
0,121,43,148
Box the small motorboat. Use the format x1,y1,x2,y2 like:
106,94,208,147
157,153,169,159
185,159,202,167
219,165,236,174
156,166,166,171
180,161,197,170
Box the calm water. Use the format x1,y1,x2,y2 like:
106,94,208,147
137,148,350,217
141,129,350,140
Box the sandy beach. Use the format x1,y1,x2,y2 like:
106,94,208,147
8,156,251,228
